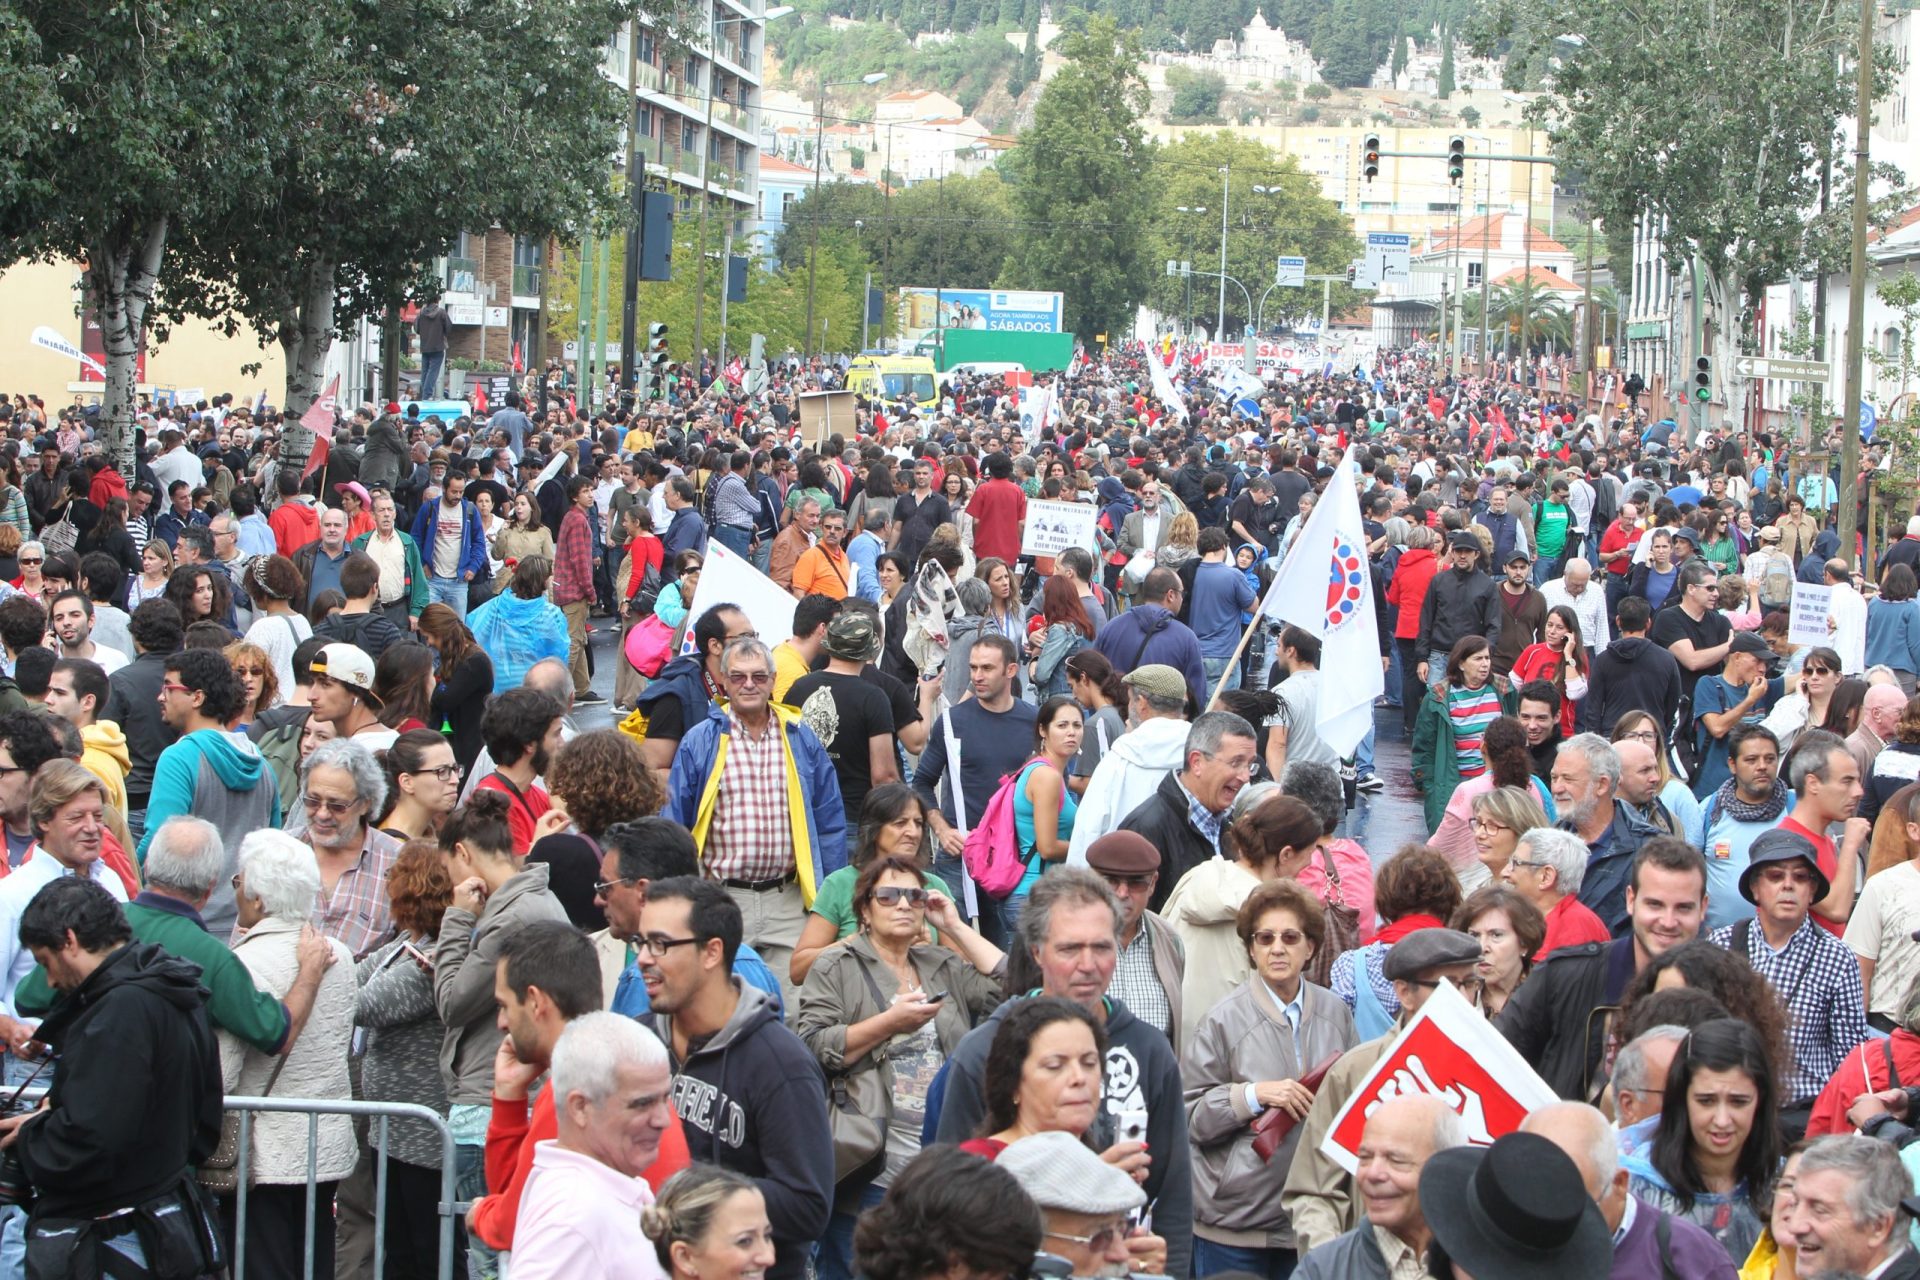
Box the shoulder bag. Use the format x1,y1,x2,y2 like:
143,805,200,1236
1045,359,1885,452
1305,845,1361,989
828,952,893,1188
196,1051,289,1194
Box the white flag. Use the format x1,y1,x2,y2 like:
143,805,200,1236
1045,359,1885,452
1257,445,1382,755
1147,347,1188,422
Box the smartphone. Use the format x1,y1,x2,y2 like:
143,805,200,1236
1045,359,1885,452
401,941,432,968
1118,1108,1149,1145
921,990,948,1004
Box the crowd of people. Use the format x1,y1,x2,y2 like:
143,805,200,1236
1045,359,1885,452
0,343,1919,1280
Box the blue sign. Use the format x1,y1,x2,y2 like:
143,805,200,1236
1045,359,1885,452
1233,397,1261,420
1862,399,1878,441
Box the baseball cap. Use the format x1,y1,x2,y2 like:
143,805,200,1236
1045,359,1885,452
823,610,881,663
1729,631,1771,657
311,644,381,707
1449,531,1482,552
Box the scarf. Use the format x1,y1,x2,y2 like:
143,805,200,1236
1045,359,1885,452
1713,776,1789,825
1376,913,1448,946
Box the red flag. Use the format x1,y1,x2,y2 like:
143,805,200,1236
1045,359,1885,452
301,437,330,484
512,342,524,375
474,384,489,417
1490,404,1510,433
298,375,340,483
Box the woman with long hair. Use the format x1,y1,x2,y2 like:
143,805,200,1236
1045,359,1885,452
973,557,1023,646
1761,646,1844,755
791,783,945,985
527,729,663,931
0,526,21,585
1699,508,1740,575
653,550,703,630
1615,940,1795,1088
785,460,835,523
1450,884,1546,1019
465,555,570,694
223,639,279,728
1411,634,1509,839
373,642,436,733
1006,696,1082,933
1619,1018,1781,1265
1030,576,1095,699
242,554,313,700
846,455,896,535
1611,709,1707,846
164,563,233,634
490,492,554,594
1509,604,1589,738
418,603,493,778
378,728,460,842
0,462,26,542
1427,716,1556,886
959,996,1108,1160
1821,677,1867,739
78,496,140,576
130,538,172,606
1063,650,1128,794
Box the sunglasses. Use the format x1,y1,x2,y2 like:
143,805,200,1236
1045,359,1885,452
872,886,928,908
726,670,772,687
1251,928,1307,948
302,793,360,816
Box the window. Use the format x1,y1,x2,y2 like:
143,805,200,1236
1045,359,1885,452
1884,327,1903,359
683,122,698,150
1467,262,1482,286
512,235,543,268
638,106,653,138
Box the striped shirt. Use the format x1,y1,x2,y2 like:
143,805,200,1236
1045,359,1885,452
1449,684,1503,777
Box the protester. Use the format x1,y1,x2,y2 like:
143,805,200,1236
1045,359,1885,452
1292,1096,1467,1280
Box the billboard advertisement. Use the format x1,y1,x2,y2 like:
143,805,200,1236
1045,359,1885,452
897,288,1064,347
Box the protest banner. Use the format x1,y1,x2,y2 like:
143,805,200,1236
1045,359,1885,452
677,540,796,657
1020,499,1099,559
1789,582,1833,647
1318,981,1558,1174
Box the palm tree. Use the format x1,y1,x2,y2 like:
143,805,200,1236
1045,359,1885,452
1465,279,1575,356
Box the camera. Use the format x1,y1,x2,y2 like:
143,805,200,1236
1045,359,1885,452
0,1090,41,1208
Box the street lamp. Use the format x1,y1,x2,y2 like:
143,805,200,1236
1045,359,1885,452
1175,208,1206,337
693,4,793,361
1215,165,1230,340
803,70,888,357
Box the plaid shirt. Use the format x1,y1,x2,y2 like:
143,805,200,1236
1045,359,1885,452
1179,778,1224,856
552,506,594,605
1108,924,1171,1038
1708,916,1869,1104
316,827,401,959
703,715,794,882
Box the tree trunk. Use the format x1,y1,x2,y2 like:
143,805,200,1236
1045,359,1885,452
279,256,337,416
88,217,168,475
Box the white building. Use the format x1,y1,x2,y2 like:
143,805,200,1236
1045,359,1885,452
1372,213,1575,349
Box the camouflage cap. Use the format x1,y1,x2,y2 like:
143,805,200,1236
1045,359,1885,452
824,609,881,663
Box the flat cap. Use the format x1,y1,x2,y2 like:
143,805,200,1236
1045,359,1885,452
1084,831,1159,877
1382,927,1485,981
1122,664,1186,703
998,1131,1146,1215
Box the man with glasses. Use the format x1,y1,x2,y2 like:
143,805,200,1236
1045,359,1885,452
663,636,846,1011
1650,560,1733,707
790,508,852,602
1117,711,1257,912
999,1131,1167,1280
138,649,278,931
1501,826,1610,959
1083,830,1184,1050
637,876,833,1280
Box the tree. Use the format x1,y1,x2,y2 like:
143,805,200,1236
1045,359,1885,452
1000,15,1155,339
1302,81,1334,100
1460,104,1481,127
1390,25,1409,79
0,0,318,467
1435,28,1455,97
1476,0,1902,424
1167,68,1229,122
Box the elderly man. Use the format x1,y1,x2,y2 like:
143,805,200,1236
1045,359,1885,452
1083,831,1184,1050
1499,839,1708,1100
663,635,846,1011
932,868,1193,1278
1066,666,1190,862
999,1131,1168,1279
296,736,400,958
1780,1135,1920,1279
294,506,353,613
1282,929,1486,1253
1540,557,1610,653
1611,1028,1689,1130
1708,828,1868,1139
512,1013,677,1280
1553,733,1668,933
1293,1096,1466,1280
1854,682,1908,816
350,490,427,629
1502,826,1611,959
1116,710,1258,912
768,496,820,593
1520,1102,1737,1280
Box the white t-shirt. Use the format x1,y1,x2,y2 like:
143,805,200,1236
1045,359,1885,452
1845,861,1920,1018
69,643,129,675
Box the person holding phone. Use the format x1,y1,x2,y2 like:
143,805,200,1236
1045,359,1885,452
796,857,1007,1280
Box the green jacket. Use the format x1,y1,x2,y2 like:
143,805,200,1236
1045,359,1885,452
350,529,430,617
15,894,289,1055
1409,683,1519,833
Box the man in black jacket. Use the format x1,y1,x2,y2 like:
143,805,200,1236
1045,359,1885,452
1579,594,1683,735
1116,710,1256,912
1496,839,1708,1100
1415,531,1500,686
103,598,185,839
5,877,224,1276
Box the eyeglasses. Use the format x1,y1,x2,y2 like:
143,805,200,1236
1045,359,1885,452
592,876,633,896
1468,818,1512,834
726,670,773,687
872,886,928,908
159,682,194,696
1100,872,1156,892
635,934,702,957
407,764,461,782
1251,928,1307,948
1618,729,1659,744
1506,858,1548,872
1044,1225,1125,1255
302,793,360,816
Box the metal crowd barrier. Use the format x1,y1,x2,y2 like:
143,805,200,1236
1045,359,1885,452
225,1095,462,1280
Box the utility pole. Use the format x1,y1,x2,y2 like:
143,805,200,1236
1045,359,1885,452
1217,165,1230,340
1839,0,1874,569
619,18,642,401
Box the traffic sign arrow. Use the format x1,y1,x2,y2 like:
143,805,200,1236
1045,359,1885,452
1733,355,1830,382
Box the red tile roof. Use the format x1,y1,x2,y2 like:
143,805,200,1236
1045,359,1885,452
1426,213,1569,257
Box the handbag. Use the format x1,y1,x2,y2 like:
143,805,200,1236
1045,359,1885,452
828,953,894,1188
195,1052,289,1194
1304,845,1361,989
625,613,677,678
1251,1050,1345,1162
39,507,77,557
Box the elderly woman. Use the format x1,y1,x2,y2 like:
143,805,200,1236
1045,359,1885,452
221,830,358,1278
1184,881,1359,1279
1328,844,1463,1040
1162,788,1324,1046
1449,884,1546,1019
1282,761,1379,949
797,855,1007,1280
1466,785,1551,884
292,737,402,959
353,840,467,1280
792,784,946,985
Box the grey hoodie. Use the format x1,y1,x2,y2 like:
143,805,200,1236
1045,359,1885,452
432,862,570,1105
1067,715,1191,863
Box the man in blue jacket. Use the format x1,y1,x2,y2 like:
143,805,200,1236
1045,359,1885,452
408,471,488,620
1092,567,1207,709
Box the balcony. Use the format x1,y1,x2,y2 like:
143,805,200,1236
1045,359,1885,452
512,265,543,298
444,257,479,298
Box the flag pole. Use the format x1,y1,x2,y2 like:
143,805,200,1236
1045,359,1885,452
1202,608,1270,715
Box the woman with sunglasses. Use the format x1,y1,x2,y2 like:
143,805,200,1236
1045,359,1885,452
796,854,1006,1280
378,728,461,842
791,784,946,985
1761,646,1844,756
1185,880,1358,1280
12,539,46,597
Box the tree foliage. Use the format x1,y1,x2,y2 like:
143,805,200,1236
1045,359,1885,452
1000,16,1156,338
1166,67,1228,122
772,173,1017,289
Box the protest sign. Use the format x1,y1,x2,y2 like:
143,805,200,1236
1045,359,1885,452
1318,981,1558,1174
677,540,796,657
1789,582,1833,647
1020,500,1099,559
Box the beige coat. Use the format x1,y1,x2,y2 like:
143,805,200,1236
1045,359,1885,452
1278,1030,1398,1255
1162,858,1262,1046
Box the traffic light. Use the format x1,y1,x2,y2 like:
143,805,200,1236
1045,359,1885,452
1362,134,1381,183
1346,262,1357,286
647,322,669,370
1693,356,1712,403
1447,136,1466,185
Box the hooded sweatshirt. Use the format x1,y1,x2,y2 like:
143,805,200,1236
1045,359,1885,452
78,721,130,815
652,983,833,1280
930,994,1194,1280
138,727,278,935
434,863,571,1106
1067,715,1191,864
1162,857,1261,1045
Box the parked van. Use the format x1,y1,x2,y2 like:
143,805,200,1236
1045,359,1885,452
846,355,939,411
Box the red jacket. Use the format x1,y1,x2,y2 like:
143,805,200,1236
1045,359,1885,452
1808,1030,1920,1137
1383,546,1438,641
88,467,127,510
268,501,319,559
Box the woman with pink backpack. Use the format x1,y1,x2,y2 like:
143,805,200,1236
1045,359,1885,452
966,695,1082,937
